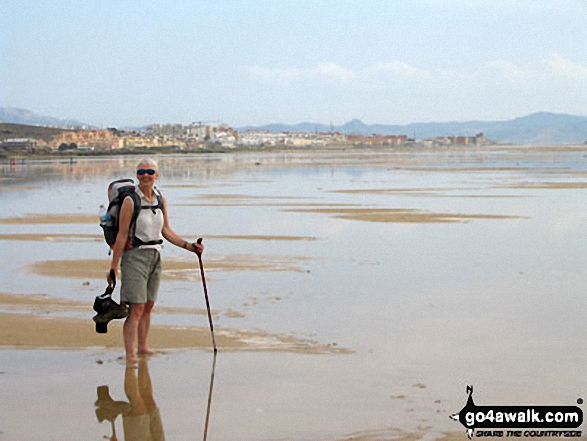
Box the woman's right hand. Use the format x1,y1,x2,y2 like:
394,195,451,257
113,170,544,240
107,268,118,285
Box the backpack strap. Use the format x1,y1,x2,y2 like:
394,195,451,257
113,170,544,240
140,189,164,214
126,192,143,249
155,190,164,210
131,237,164,247
129,189,164,249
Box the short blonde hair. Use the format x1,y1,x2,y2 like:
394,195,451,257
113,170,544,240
137,157,158,171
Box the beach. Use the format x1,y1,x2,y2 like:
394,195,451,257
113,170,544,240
1,147,585,440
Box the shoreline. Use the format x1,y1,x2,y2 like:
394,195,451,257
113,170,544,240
4,142,587,162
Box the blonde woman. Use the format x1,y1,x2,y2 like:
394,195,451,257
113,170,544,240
109,158,203,363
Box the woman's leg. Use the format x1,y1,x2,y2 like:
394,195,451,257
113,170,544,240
138,300,156,355
124,362,146,415
124,303,145,362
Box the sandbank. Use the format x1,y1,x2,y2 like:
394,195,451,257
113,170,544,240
0,185,42,192
177,202,361,207
0,313,349,354
0,292,244,318
398,166,533,173
502,182,587,189
202,234,317,241
0,233,102,242
330,188,528,198
0,233,317,242
0,213,96,224
26,254,312,280
331,188,477,194
283,208,523,223
190,193,309,200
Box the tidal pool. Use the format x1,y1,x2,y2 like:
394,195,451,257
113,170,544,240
0,148,586,440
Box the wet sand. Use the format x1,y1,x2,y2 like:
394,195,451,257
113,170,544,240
26,254,313,280
1,149,585,441
0,313,348,353
0,185,42,192
203,234,317,241
0,347,583,441
0,291,348,353
330,188,529,198
0,202,528,229
0,213,96,224
398,166,534,173
189,193,310,200
178,201,362,207
0,292,242,318
502,182,587,189
331,188,484,194
0,233,317,242
338,431,586,441
283,207,523,223
0,233,102,242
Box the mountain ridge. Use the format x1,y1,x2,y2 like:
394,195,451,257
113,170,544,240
1,107,586,145
238,112,587,145
0,107,88,129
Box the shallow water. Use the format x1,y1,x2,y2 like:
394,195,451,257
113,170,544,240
1,149,586,440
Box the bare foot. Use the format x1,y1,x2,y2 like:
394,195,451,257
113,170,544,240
126,353,139,364
138,348,157,356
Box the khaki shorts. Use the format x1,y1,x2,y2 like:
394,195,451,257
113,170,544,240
121,248,161,304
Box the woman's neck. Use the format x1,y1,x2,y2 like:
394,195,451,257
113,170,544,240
138,183,154,200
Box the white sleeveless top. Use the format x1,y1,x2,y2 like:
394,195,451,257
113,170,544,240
128,187,164,250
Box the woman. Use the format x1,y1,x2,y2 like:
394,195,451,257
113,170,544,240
109,158,203,363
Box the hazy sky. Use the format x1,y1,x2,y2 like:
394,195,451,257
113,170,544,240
1,0,587,127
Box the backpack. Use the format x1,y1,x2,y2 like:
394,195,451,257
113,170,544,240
100,179,164,251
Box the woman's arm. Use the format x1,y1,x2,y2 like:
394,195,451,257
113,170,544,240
161,195,204,255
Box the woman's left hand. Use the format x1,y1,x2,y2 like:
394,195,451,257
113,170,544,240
185,240,204,255
193,241,204,256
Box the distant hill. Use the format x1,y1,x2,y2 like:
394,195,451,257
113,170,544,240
0,122,71,142
238,112,587,145
0,107,88,128
2,107,587,145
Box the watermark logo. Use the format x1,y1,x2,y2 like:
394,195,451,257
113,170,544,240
450,386,583,439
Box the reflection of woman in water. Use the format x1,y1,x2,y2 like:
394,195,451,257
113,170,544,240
123,359,165,441
95,355,216,441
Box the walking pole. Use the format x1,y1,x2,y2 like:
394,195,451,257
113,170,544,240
196,238,217,353
202,350,217,441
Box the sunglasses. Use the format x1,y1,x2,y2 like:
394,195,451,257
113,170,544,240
137,169,156,175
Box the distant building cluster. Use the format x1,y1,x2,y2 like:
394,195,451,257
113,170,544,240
434,133,486,145
50,129,117,150
0,138,39,151
0,122,490,153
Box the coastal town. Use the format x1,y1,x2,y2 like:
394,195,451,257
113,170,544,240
0,121,488,155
